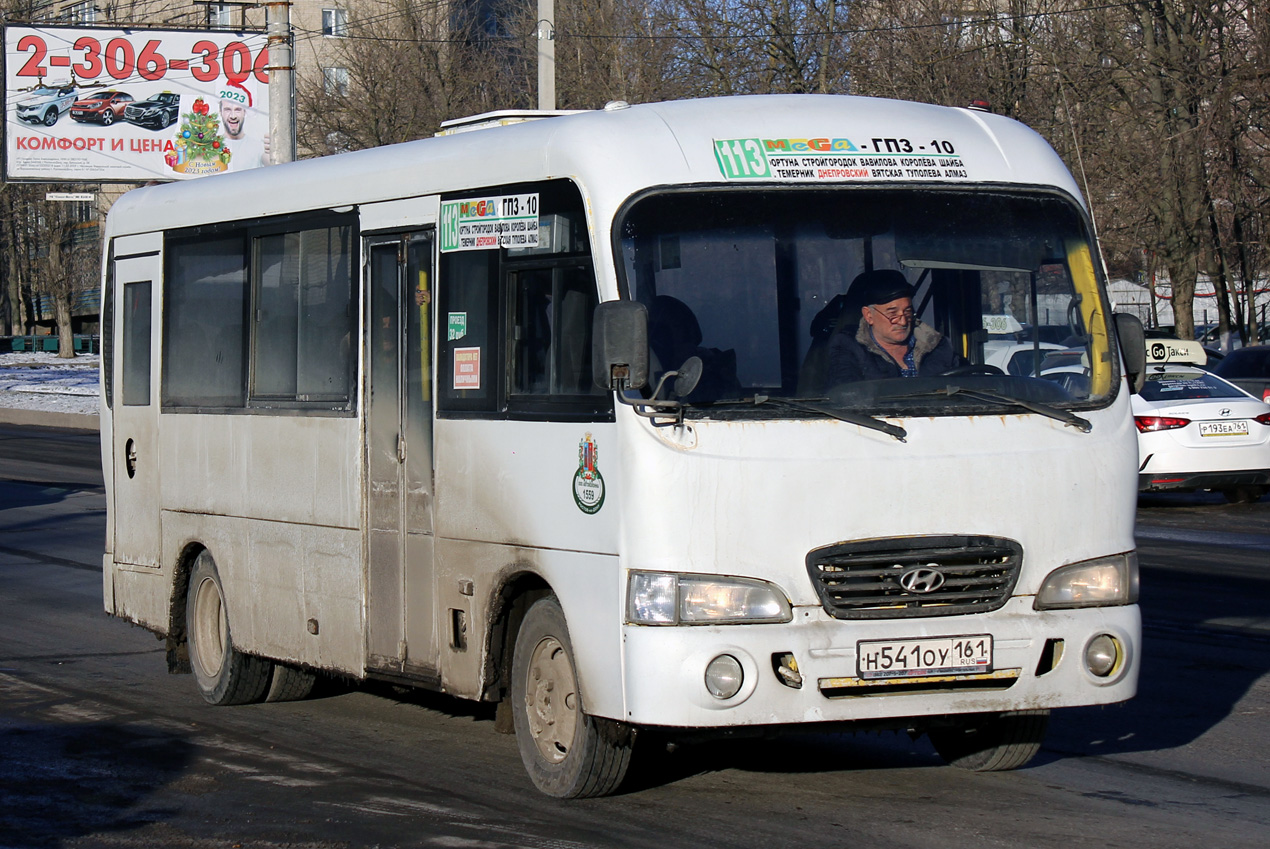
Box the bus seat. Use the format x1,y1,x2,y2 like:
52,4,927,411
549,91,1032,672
649,295,739,401
649,295,702,373
797,293,856,395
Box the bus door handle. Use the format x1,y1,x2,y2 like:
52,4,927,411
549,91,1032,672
125,438,138,479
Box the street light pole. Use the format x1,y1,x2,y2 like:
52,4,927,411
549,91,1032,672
537,0,555,111
265,1,295,164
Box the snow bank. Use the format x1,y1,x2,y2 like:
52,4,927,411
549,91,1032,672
0,352,100,416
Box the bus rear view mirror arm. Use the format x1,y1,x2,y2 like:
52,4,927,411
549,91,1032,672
614,362,701,428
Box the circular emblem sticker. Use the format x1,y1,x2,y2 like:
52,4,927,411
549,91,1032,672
573,432,605,514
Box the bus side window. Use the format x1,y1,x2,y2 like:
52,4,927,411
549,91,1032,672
437,250,501,413
122,281,152,407
511,268,553,394
510,266,601,398
251,225,355,404
164,235,248,408
437,178,611,422
162,214,356,413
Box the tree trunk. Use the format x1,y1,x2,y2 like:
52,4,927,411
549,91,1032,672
55,293,76,359
1205,199,1234,350
1165,254,1198,342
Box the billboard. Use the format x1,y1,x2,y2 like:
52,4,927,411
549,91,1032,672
4,25,270,182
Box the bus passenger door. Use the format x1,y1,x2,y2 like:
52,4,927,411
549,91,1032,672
366,232,437,678
110,242,162,568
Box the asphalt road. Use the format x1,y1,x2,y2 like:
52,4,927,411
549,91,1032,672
1,424,1268,848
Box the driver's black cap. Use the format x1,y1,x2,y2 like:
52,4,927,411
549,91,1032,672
851,269,914,306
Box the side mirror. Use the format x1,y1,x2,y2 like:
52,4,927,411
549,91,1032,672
592,301,649,391
1114,313,1146,394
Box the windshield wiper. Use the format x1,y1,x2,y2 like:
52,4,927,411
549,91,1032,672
889,385,1092,433
709,395,908,442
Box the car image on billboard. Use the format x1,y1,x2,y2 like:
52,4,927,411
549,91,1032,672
70,90,134,126
123,91,181,130
14,84,78,126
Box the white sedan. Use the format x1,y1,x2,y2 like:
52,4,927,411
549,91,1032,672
1134,361,1270,503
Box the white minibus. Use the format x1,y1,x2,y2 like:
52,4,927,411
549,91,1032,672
101,94,1146,797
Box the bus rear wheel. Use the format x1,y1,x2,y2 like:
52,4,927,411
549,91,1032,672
186,550,272,706
511,596,633,798
928,709,1050,771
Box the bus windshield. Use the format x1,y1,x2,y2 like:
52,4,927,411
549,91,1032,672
617,187,1116,419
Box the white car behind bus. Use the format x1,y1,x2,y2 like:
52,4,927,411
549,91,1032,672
1135,340,1270,502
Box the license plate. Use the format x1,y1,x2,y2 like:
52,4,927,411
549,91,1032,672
1199,420,1249,437
857,635,992,680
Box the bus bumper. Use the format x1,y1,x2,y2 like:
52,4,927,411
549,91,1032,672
618,597,1139,728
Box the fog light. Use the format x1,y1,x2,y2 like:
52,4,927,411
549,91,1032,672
704,654,744,700
1084,634,1121,677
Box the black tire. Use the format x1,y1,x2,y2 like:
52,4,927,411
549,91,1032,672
266,663,318,702
928,710,1050,771
101,110,114,126
511,596,633,798
42,108,57,127
186,550,272,706
1223,486,1268,504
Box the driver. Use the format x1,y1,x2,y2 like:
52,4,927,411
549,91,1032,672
826,270,960,385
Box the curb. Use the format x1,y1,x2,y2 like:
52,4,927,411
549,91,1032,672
0,406,99,431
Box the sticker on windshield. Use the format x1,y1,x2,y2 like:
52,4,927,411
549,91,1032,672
713,136,969,182
440,194,539,252
573,432,605,515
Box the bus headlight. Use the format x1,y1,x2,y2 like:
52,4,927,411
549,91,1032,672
1034,552,1139,609
628,572,792,625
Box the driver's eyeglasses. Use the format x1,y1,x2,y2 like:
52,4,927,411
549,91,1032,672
869,306,914,323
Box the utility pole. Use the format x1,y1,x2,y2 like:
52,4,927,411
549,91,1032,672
265,1,295,164
537,0,555,111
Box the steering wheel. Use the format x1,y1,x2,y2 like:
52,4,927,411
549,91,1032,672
940,364,1004,377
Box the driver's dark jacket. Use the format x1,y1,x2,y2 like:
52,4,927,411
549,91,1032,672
826,320,960,386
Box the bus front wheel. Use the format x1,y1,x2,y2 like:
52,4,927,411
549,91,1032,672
511,596,633,798
928,709,1050,771
186,550,272,706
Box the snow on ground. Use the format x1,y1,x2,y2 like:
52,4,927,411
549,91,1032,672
0,352,100,416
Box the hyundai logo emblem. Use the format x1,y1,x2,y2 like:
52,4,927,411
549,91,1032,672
1220,408,1231,417
899,566,946,593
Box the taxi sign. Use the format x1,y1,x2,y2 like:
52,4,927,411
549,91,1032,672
983,314,1024,335
1146,338,1205,365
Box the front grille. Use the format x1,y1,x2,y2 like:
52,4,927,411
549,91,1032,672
806,535,1022,619
123,105,141,119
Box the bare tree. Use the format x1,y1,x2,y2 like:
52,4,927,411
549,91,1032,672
297,0,530,154
0,183,98,357
647,0,850,97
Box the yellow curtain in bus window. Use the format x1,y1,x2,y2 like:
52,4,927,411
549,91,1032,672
417,267,431,401
1066,239,1112,397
